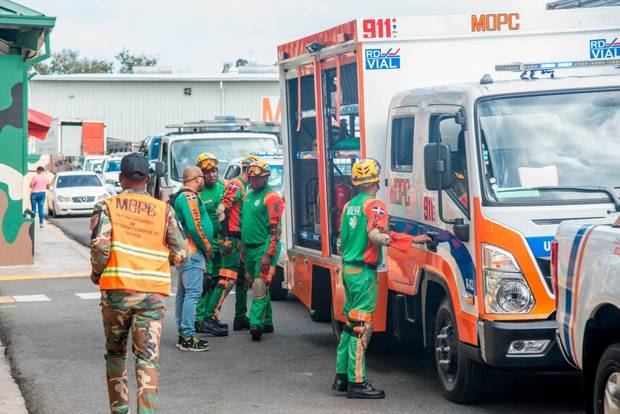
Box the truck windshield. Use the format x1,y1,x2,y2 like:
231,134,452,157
170,137,278,180
477,89,620,204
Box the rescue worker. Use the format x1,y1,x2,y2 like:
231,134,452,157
90,153,190,414
173,165,213,351
241,160,284,341
221,154,260,331
194,152,228,336
333,158,431,399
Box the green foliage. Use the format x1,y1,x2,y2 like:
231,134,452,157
115,48,159,74
34,49,114,75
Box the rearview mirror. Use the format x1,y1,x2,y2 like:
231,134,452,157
151,161,165,178
424,143,454,191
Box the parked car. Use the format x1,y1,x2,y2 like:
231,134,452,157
224,154,288,301
48,171,111,217
553,216,620,414
82,155,106,172
101,154,126,194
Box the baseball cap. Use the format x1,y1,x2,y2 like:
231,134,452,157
120,153,150,182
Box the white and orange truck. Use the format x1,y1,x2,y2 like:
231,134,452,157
277,8,620,402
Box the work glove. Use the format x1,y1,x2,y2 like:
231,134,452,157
260,254,271,275
216,204,226,222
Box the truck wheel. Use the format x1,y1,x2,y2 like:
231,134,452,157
434,297,486,404
269,266,288,301
593,343,620,414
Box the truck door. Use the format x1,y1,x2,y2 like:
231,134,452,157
319,53,360,257
386,106,421,289
426,106,476,306
286,66,322,251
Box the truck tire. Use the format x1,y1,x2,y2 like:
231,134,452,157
593,343,620,414
433,297,486,404
269,266,288,301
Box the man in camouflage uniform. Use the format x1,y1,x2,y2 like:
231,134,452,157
91,153,190,414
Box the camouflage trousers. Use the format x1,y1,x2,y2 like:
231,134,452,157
101,290,166,414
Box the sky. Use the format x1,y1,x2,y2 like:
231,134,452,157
23,0,551,73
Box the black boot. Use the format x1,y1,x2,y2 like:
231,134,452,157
250,325,262,341
347,381,385,399
332,374,348,393
197,319,228,337
234,316,250,331
263,325,274,334
213,317,228,330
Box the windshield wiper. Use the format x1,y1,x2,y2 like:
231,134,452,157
531,186,620,212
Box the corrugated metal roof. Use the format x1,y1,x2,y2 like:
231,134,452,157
32,72,278,82
0,0,55,28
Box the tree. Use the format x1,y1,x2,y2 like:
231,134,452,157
34,49,114,75
115,48,159,73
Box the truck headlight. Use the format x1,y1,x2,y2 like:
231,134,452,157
57,195,71,202
483,244,534,314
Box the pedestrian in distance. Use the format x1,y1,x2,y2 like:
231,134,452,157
221,154,260,332
241,159,284,341
173,165,214,351
194,153,229,336
333,158,431,399
90,152,190,414
30,166,50,228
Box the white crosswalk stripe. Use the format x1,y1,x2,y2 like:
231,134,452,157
75,292,101,300
12,295,51,302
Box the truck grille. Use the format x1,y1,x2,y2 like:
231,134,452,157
72,196,95,203
536,257,553,292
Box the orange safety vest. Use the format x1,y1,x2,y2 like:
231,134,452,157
100,191,171,295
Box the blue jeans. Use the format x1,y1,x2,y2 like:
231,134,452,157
175,253,205,337
30,192,46,224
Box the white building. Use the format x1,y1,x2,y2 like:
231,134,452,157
29,72,280,142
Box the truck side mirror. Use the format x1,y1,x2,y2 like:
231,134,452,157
424,143,454,191
153,161,165,178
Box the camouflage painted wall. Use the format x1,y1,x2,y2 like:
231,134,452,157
0,55,34,265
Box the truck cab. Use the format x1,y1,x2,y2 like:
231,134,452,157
277,9,620,403
155,117,280,201
553,217,620,414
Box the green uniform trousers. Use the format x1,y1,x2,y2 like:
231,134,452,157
204,237,246,320
335,264,378,383
245,243,281,328
195,247,221,322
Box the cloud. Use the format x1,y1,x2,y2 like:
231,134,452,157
23,0,550,72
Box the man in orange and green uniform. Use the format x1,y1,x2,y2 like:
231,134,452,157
241,160,284,341
221,154,260,331
90,153,190,413
333,158,430,399
194,152,228,336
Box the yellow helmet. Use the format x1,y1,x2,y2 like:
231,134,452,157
247,160,271,177
241,154,261,171
196,152,218,170
351,158,381,187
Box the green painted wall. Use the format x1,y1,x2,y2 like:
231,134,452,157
0,54,34,265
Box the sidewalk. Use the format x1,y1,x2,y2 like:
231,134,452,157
0,222,90,413
0,222,91,281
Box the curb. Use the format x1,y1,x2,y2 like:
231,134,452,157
0,340,28,414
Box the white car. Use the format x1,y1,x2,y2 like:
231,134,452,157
49,171,111,217
224,154,288,301
101,155,125,194
82,155,106,172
